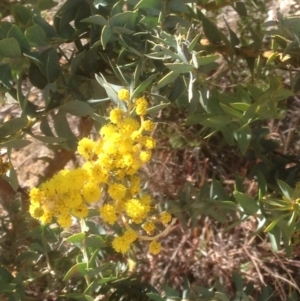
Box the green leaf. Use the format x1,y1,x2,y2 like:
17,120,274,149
164,286,180,298
17,251,39,263
140,16,158,28
148,93,170,103
111,1,123,15
53,110,77,149
234,125,251,154
277,179,294,200
110,11,136,27
293,72,300,93
146,102,170,115
214,292,230,301
39,48,60,82
200,115,231,128
132,73,157,99
257,286,274,301
113,26,134,35
28,134,67,144
0,116,28,139
233,191,259,215
167,0,189,13
40,116,54,137
0,38,21,58
66,232,86,244
0,139,31,149
85,235,106,249
0,266,14,283
230,102,250,111
220,103,243,119
7,166,19,191
12,4,33,26
7,25,30,53
95,74,126,110
164,15,189,30
0,64,13,88
101,25,113,49
232,272,243,291
60,101,93,117
134,0,163,10
32,15,57,38
156,71,179,89
35,0,57,10
165,63,194,73
194,53,220,66
29,62,48,89
147,293,165,301
268,227,281,252
224,19,240,47
233,2,247,17
265,213,291,232
81,15,108,26
63,262,87,281
198,11,222,44
25,25,48,46
70,50,86,76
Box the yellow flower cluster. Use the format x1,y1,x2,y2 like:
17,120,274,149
29,89,173,255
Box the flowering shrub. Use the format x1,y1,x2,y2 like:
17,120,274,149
29,90,173,254
1,0,300,300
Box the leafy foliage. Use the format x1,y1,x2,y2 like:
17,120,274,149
1,0,300,300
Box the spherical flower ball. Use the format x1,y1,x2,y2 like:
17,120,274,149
100,124,117,137
129,175,141,195
123,229,138,243
108,183,127,201
118,138,134,154
99,203,117,225
141,120,155,132
136,104,147,116
139,150,152,163
57,213,72,228
63,192,83,209
131,130,142,141
97,153,115,171
88,160,109,184
109,108,124,124
29,187,42,202
142,136,157,150
159,211,172,224
118,89,130,102
119,118,140,135
102,139,118,156
120,153,135,169
40,211,54,224
72,204,89,218
77,138,96,160
140,194,152,206
82,181,101,203
68,168,88,189
135,97,148,107
114,168,126,180
29,205,44,219
112,236,130,253
149,240,161,255
125,198,148,221
135,97,148,116
142,221,156,234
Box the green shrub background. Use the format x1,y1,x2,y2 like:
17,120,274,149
1,0,300,300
